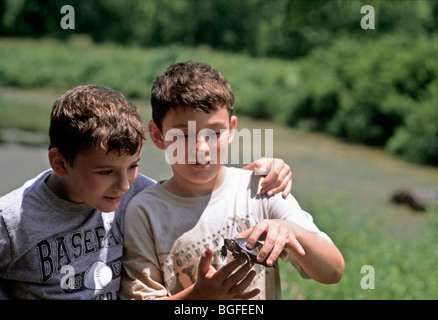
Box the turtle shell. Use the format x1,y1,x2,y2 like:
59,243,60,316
233,238,262,258
221,237,273,268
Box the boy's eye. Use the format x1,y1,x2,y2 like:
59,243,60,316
174,133,188,140
99,170,113,175
198,130,223,140
129,164,139,170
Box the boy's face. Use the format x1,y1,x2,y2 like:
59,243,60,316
60,148,141,212
152,107,237,193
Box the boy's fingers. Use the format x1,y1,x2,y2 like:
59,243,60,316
223,262,252,290
282,179,292,198
255,224,280,263
288,237,306,256
233,288,261,300
252,158,271,175
229,269,257,294
260,167,292,197
235,228,252,239
253,162,267,175
263,231,288,266
214,258,245,283
245,220,269,249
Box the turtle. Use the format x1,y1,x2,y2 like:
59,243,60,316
220,238,275,268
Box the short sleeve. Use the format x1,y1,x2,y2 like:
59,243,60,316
266,193,332,242
0,215,12,277
120,198,168,300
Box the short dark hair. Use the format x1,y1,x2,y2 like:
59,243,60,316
151,61,234,131
49,84,146,165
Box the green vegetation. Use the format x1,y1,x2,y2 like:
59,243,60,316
0,37,299,127
1,1,438,165
2,0,437,59
292,35,438,166
1,36,438,165
280,197,438,299
0,87,53,131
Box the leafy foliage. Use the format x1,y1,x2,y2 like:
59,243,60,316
291,35,438,165
2,0,438,58
1,0,438,165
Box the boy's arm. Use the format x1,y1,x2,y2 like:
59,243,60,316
239,219,344,284
243,158,292,198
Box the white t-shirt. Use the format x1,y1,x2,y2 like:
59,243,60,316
121,167,330,300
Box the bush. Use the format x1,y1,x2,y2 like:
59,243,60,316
1,36,437,166
290,35,438,165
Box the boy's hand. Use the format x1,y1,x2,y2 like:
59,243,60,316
192,248,260,300
237,219,305,267
243,158,292,198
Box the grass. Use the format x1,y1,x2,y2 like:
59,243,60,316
280,197,438,299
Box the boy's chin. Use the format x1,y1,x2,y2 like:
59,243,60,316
97,199,122,213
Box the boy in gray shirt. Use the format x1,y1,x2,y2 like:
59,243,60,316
0,85,155,299
0,84,292,299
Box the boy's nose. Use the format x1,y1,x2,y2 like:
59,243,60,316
196,138,210,161
115,174,131,192
196,137,210,150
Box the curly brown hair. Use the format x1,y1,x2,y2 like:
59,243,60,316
151,61,235,131
49,84,146,165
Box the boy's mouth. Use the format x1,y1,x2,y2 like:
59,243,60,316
104,195,123,203
191,161,211,168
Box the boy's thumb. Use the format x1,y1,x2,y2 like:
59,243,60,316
198,247,214,276
253,162,267,175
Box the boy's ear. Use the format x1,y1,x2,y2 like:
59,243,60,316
228,115,238,144
148,120,166,150
48,148,69,177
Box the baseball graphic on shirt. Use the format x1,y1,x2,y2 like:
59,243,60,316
84,261,113,289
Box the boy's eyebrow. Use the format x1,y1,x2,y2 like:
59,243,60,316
93,157,141,169
172,123,190,129
173,121,229,129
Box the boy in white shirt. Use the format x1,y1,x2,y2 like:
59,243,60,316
121,62,344,300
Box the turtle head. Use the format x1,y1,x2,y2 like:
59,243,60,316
224,239,237,250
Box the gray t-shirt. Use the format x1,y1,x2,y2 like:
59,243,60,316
0,169,155,300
